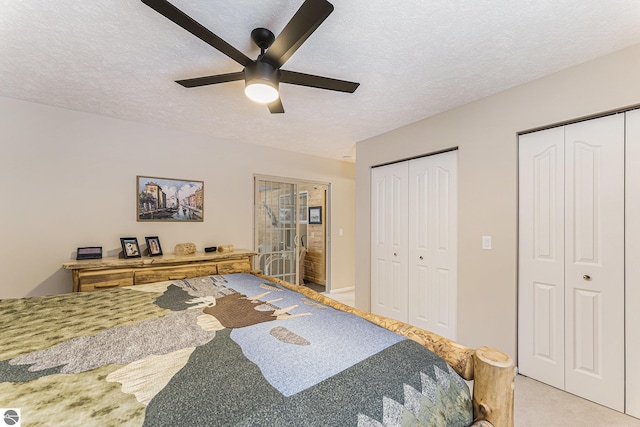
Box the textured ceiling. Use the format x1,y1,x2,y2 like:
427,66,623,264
2,1,640,161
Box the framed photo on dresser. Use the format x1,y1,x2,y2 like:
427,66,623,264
145,236,163,256
120,237,141,258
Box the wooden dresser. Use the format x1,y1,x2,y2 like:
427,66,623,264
62,250,256,292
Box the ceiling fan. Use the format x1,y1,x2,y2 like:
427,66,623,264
141,0,360,114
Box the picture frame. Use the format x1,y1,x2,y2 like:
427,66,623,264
120,237,141,258
137,175,204,222
76,246,103,260
145,236,163,256
309,206,322,224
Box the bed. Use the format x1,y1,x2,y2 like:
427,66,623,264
0,271,514,426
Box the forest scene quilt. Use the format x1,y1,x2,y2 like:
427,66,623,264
0,273,472,426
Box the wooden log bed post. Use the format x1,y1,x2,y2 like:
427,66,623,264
255,273,516,427
472,347,515,426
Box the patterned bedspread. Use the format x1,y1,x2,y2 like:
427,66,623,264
0,273,472,426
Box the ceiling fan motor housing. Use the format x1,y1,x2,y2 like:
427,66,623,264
244,61,280,103
245,61,280,88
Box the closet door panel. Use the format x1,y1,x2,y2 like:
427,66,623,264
371,168,388,316
564,114,624,412
626,109,640,418
411,265,430,324
532,283,558,361
388,167,409,322
408,159,431,329
432,152,457,339
518,127,565,389
371,162,408,321
436,267,452,330
408,151,457,339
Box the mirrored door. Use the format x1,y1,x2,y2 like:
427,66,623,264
254,176,329,288
254,178,300,284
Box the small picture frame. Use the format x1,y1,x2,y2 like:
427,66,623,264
76,246,103,260
145,236,163,256
120,237,141,258
309,206,322,224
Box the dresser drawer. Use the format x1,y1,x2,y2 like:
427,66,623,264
78,270,134,292
216,258,251,274
133,262,219,285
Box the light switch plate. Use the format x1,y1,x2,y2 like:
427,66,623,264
482,236,492,250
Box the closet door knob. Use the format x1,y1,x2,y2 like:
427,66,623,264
419,256,424,260
393,252,398,257
583,275,591,281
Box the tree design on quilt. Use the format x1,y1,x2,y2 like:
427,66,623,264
357,364,473,427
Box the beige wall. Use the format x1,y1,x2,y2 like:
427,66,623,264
0,96,356,299
300,183,327,286
356,44,640,358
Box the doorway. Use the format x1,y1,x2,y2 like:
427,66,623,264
254,175,329,291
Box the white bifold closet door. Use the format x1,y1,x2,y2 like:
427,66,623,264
518,114,625,412
518,126,566,390
371,150,457,340
371,161,409,322
407,152,458,339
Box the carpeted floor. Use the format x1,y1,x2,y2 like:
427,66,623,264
515,375,640,426
302,282,325,293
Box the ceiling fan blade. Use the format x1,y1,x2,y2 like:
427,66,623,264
141,0,252,67
262,0,334,69
268,98,285,114
176,71,245,88
280,70,359,93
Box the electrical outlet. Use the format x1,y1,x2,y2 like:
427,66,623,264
482,236,492,250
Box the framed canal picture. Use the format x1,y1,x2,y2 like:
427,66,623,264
137,176,204,222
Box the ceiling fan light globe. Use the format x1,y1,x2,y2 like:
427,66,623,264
245,82,279,104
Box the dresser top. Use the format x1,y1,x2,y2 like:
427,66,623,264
63,249,256,270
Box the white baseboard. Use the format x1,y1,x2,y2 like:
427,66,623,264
328,286,355,294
